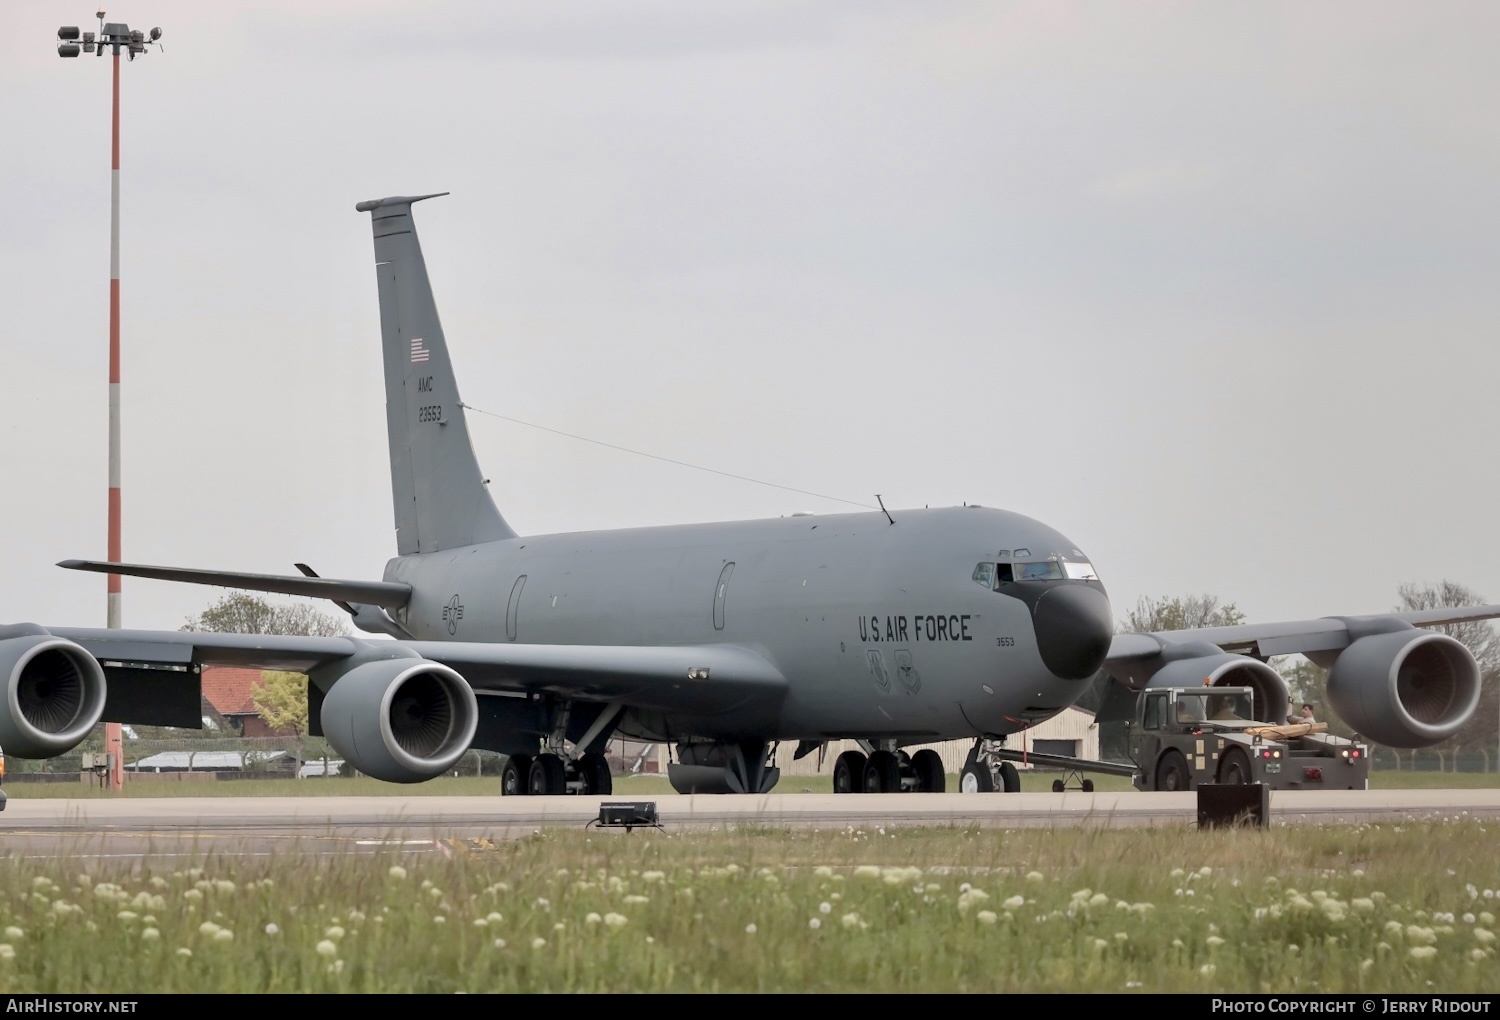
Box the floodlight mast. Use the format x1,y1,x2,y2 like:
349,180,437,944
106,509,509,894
57,11,163,793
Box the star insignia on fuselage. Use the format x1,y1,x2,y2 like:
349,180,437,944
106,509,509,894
442,595,464,635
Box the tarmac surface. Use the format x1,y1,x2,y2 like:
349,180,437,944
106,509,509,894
0,789,1495,860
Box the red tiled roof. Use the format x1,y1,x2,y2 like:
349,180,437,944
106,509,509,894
200,667,265,717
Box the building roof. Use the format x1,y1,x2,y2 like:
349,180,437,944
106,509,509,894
128,750,287,770
200,667,265,717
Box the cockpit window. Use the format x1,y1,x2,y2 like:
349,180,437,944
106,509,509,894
1015,561,1065,581
972,563,995,589
1063,561,1099,580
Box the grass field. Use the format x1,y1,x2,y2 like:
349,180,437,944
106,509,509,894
0,822,1495,992
7,768,1499,798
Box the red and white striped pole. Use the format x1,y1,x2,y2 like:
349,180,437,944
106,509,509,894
58,17,160,793
105,48,124,793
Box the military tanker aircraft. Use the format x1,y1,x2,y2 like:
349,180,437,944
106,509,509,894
6,194,1494,796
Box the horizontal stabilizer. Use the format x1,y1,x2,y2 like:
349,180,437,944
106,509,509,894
57,560,411,609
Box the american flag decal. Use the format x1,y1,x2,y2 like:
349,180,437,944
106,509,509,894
410,337,431,363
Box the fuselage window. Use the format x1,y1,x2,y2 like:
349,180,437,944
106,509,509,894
1015,560,1065,581
972,563,995,589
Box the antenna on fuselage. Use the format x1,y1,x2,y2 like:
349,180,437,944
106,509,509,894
875,494,895,526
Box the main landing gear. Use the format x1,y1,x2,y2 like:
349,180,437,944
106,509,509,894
500,751,614,796
500,700,622,796
829,743,947,794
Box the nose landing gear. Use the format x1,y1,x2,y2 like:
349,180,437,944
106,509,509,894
960,739,1022,793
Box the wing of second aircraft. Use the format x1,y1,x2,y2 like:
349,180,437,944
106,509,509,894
1107,603,1500,664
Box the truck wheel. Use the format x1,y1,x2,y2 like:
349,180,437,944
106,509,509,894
999,761,1021,793
912,749,946,793
1155,750,1191,791
1217,748,1251,785
832,750,867,794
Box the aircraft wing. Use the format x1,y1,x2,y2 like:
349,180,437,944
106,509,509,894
1106,603,1500,664
45,626,786,716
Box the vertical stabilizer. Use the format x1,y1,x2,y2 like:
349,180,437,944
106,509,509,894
356,194,516,554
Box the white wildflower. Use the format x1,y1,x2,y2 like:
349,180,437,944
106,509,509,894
976,910,997,925
744,923,757,934
1409,946,1438,961
316,940,338,958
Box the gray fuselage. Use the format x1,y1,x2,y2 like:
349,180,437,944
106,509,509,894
384,504,1112,745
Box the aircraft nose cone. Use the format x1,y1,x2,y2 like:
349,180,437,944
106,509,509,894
1032,584,1113,681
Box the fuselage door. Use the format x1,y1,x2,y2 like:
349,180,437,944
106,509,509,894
506,574,527,641
713,562,735,631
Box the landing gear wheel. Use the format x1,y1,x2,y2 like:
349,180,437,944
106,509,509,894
528,752,567,795
1051,778,1065,793
912,749,945,793
863,750,902,793
1081,779,1095,793
998,760,1021,793
579,752,613,795
832,750,867,794
501,755,532,796
960,745,994,793
1156,750,1191,791
1217,748,1251,786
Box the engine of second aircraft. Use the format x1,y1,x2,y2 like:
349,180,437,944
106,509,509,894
1143,648,1291,726
318,657,478,783
1326,629,1479,748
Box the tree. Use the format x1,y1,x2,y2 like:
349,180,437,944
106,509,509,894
251,670,310,735
183,593,346,775
182,592,348,637
1122,594,1246,633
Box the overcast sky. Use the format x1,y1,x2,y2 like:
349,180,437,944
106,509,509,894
4,1,1499,635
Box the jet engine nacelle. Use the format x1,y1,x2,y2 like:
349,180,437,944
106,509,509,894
319,658,478,783
1145,648,1290,725
1327,630,1479,748
0,634,107,758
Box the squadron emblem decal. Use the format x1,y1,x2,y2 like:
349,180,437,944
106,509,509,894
442,595,464,635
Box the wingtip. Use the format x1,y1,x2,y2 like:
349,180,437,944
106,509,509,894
57,559,86,569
